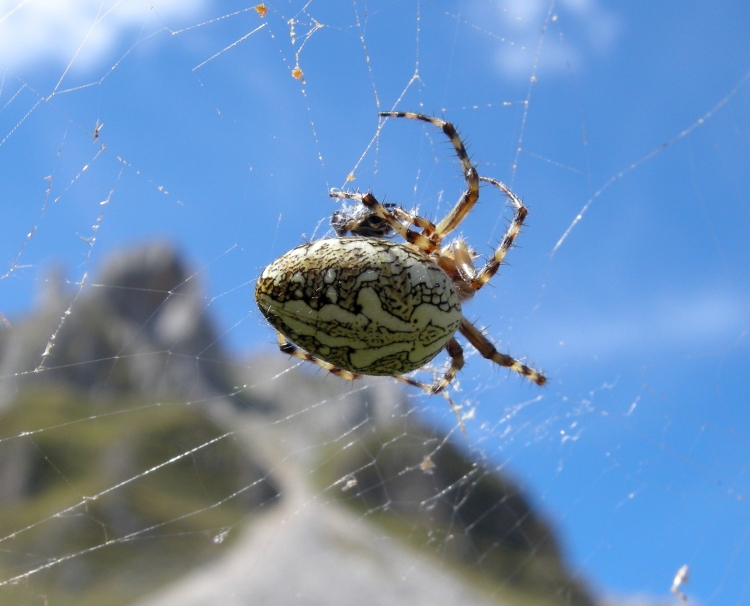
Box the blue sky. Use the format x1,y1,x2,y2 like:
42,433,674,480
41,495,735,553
1,0,750,603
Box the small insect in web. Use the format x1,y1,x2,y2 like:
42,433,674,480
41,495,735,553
330,201,402,237
255,112,546,426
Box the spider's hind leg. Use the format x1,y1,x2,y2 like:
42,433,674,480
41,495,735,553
395,338,468,433
458,318,546,386
276,332,362,381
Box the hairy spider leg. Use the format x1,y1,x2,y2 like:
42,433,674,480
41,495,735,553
391,206,436,238
276,332,362,380
378,111,479,242
279,327,468,432
468,176,529,291
395,337,467,431
458,318,546,386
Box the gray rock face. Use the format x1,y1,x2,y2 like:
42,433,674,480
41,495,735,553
0,243,252,408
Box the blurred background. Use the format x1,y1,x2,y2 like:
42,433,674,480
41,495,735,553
0,1,749,604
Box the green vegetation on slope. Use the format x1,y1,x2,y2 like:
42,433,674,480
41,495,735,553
0,386,278,606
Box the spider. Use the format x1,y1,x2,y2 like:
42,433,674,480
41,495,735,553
255,111,545,422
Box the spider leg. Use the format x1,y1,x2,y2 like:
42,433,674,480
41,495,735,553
458,318,546,386
395,338,467,432
379,111,479,242
330,190,436,253
467,176,528,291
391,206,436,238
276,332,362,381
279,329,467,432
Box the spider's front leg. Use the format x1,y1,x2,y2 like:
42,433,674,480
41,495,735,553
276,332,362,381
378,111,480,242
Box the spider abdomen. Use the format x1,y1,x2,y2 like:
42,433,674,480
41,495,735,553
255,238,462,376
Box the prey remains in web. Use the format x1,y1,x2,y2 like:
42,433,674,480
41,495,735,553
255,112,546,429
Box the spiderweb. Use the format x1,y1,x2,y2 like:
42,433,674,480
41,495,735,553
1,1,749,604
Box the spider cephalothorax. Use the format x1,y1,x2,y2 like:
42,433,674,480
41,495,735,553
255,112,545,420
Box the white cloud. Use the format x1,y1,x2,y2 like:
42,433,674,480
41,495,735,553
470,0,621,79
0,0,205,72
